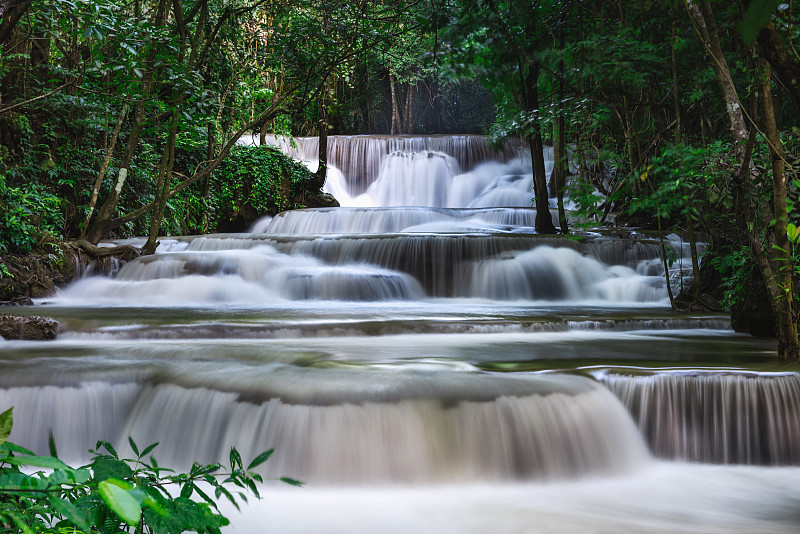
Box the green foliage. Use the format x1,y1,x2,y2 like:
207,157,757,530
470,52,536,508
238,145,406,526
0,407,299,534
213,146,313,221
709,247,752,310
625,142,733,224
0,175,63,254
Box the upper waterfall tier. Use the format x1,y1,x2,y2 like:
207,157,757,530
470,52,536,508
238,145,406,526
243,134,549,208
247,134,526,194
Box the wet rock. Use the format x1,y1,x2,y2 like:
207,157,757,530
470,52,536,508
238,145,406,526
0,314,59,340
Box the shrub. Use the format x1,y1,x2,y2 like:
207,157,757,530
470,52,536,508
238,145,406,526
0,407,301,533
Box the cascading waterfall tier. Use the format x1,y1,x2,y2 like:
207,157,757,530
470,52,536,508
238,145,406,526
247,134,526,196
600,370,800,465
54,233,670,303
1,373,649,483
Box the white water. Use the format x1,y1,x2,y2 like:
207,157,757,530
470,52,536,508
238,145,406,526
3,134,798,533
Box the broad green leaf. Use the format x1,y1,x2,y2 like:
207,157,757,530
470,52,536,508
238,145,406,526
247,449,274,470
48,495,92,531
47,468,90,485
0,472,50,491
787,223,799,242
3,455,70,470
279,477,304,487
99,478,142,526
92,457,134,481
0,407,11,446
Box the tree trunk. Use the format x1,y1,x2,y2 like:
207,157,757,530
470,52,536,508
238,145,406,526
84,99,146,244
81,104,128,239
671,18,681,144
314,91,328,190
389,73,400,135
686,0,749,224
142,108,180,256
756,20,800,109
759,62,798,361
0,0,32,47
553,30,569,235
523,64,556,234
403,83,415,134
687,0,798,359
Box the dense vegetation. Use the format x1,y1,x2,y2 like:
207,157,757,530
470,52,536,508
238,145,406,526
1,0,799,357
0,407,301,533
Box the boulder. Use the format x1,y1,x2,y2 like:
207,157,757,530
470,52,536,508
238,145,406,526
0,314,59,340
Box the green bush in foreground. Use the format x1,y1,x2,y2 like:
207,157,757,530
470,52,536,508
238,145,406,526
0,407,301,533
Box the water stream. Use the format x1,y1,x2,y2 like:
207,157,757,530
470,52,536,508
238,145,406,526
2,135,798,533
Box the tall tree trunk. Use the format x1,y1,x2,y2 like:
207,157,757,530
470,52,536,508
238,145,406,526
755,20,800,109
314,92,328,189
759,62,798,361
84,99,146,243
142,108,180,255
671,18,681,144
552,29,569,234
687,0,797,359
389,73,400,134
403,83,415,134
0,0,32,47
686,0,749,228
524,64,557,234
81,104,129,239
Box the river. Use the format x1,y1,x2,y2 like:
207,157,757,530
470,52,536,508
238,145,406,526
1,135,798,533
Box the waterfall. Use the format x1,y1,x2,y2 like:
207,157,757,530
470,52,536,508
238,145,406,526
600,371,800,464
246,134,526,196
11,133,788,533
0,374,649,483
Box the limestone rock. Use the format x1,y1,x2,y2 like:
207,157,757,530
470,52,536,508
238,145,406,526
0,314,59,340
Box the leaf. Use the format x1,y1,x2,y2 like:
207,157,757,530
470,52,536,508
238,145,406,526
92,457,134,481
787,223,799,242
740,0,779,44
99,479,142,526
95,440,118,458
128,437,140,457
48,430,58,458
0,471,50,492
0,407,11,446
0,441,35,456
2,455,71,470
2,510,35,534
246,449,274,470
48,495,92,531
140,442,159,458
279,477,304,487
229,448,242,470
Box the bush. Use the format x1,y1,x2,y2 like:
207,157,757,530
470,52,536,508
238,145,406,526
0,407,301,533
211,146,314,231
0,175,63,254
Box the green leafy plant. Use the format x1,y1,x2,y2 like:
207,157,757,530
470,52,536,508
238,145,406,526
709,246,753,310
0,407,301,533
0,176,63,254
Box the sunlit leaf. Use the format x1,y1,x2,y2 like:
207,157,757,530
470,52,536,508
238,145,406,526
99,479,142,526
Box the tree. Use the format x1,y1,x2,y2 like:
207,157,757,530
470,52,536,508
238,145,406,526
438,0,558,233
